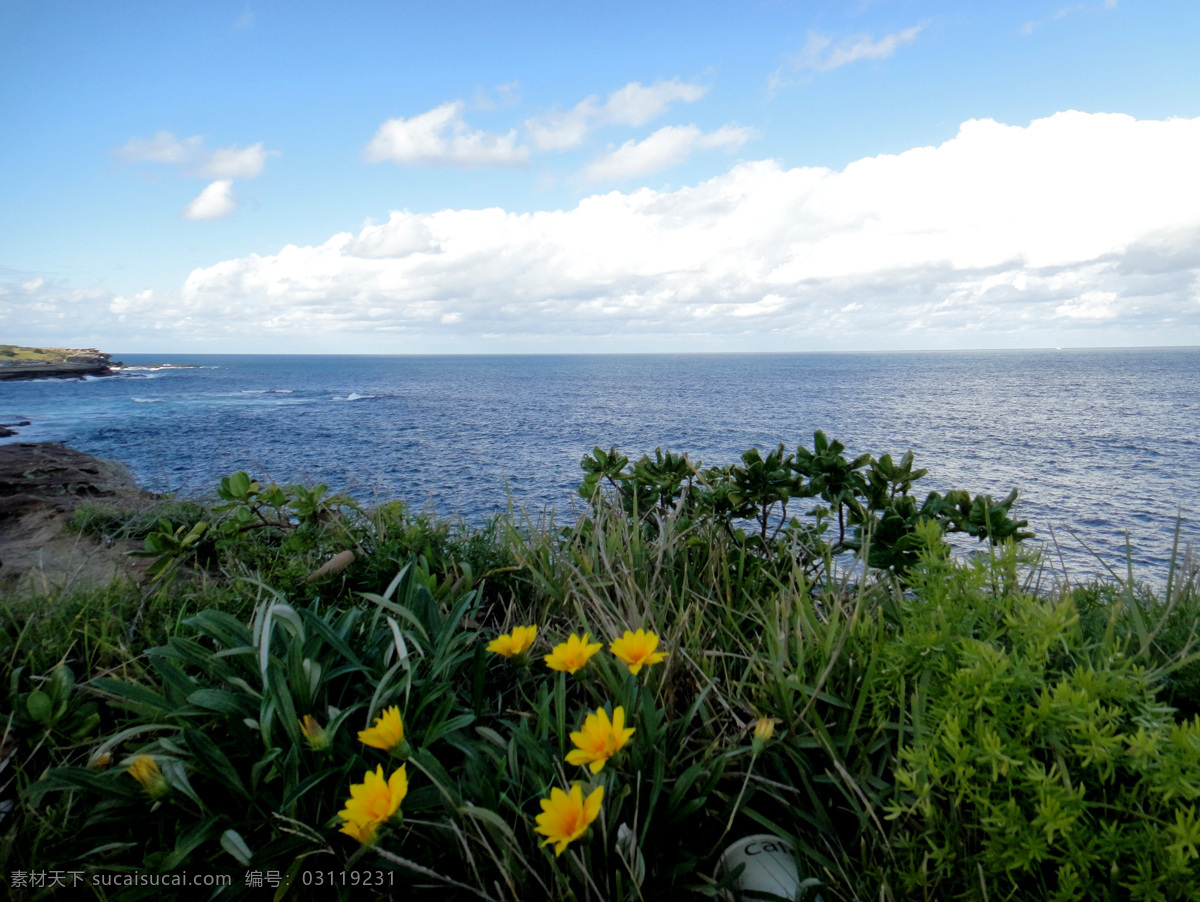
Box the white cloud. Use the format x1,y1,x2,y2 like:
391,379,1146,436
581,123,754,182
697,125,756,151
526,78,708,151
200,142,278,179
183,180,236,220
364,101,529,168
602,79,709,127
1055,291,1119,319
109,289,157,316
772,24,923,89
116,132,278,179
19,111,1200,351
1022,2,1118,36
116,133,275,222
526,99,598,152
472,81,522,110
346,211,441,258
116,131,204,165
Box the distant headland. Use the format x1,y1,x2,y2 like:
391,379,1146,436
0,345,120,382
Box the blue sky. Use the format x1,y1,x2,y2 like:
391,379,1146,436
2,0,1199,353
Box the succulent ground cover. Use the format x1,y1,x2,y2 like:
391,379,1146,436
2,434,1198,900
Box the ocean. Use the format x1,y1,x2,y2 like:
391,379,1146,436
3,349,1197,585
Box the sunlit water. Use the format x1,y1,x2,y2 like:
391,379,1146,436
3,349,1197,585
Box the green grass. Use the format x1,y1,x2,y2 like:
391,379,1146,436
0,345,74,363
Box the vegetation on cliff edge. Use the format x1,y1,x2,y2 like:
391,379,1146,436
2,432,1197,901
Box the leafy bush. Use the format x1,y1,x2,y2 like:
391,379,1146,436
579,431,1032,581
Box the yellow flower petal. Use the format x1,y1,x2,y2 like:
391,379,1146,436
337,764,408,846
487,624,538,658
566,706,635,774
357,706,404,751
544,633,603,674
535,783,604,856
609,629,668,676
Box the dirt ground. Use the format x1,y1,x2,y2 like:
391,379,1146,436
0,505,148,596
0,443,155,596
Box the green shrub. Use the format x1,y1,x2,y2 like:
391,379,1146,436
879,527,1200,900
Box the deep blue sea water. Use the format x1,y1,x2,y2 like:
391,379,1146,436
3,349,1198,585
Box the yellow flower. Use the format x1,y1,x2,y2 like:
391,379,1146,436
544,633,603,674
609,628,668,676
566,706,635,774
487,625,537,658
127,755,170,799
358,705,405,754
299,714,331,751
535,783,604,857
338,764,408,846
752,716,778,754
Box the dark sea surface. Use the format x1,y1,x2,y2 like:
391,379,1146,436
3,349,1198,585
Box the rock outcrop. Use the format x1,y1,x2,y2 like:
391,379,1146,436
0,443,156,591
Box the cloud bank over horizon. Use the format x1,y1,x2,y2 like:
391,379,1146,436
7,111,1200,352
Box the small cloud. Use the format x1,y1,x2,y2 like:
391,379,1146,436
527,98,599,151
582,123,754,182
1022,2,1117,35
115,132,278,179
200,142,279,179
115,132,277,222
772,24,923,88
364,101,529,168
234,8,255,30
116,131,204,165
602,78,708,127
697,125,756,151
526,78,708,151
800,24,923,72
473,81,522,110
183,180,236,220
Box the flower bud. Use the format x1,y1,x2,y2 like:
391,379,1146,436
127,755,170,800
299,715,331,752
751,717,777,755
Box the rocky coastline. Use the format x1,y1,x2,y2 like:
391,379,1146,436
0,347,120,382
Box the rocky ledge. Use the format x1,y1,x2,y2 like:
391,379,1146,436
0,347,120,381
0,443,156,590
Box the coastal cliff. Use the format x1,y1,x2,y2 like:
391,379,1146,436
0,345,120,381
